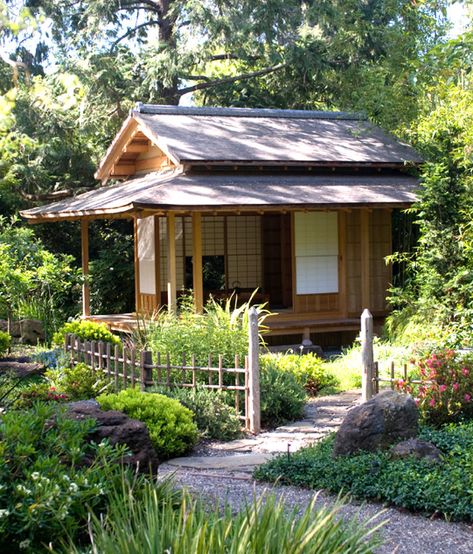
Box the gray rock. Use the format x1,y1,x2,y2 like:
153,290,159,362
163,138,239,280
17,319,45,344
391,438,442,463
65,400,159,472
333,390,418,456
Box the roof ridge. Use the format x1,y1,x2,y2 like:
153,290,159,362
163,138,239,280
133,103,365,121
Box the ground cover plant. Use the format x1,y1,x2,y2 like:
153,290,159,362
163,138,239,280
66,479,383,554
97,388,199,459
0,330,11,355
255,421,473,521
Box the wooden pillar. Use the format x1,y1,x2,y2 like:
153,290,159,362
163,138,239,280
166,212,177,312
361,308,374,401
133,217,140,313
248,306,261,434
360,209,370,310
154,216,161,310
192,213,203,313
81,219,90,317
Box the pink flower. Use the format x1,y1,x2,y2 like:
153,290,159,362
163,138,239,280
453,383,460,391
462,367,470,377
414,398,420,406
464,394,471,403
439,385,447,393
430,398,436,407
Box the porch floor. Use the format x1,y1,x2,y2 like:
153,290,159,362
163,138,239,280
86,312,362,336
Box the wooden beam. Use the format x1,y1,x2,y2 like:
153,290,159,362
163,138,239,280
125,142,149,153
134,217,141,313
111,162,136,176
81,220,90,317
166,212,177,313
192,213,204,313
154,215,161,311
135,156,169,173
360,209,370,310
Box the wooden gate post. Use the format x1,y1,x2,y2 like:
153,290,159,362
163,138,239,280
361,309,374,402
248,306,261,434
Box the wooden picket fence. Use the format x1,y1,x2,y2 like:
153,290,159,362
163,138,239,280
64,333,256,431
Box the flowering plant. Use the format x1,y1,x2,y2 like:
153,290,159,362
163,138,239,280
396,349,473,425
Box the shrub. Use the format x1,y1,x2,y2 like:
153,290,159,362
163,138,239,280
67,479,382,554
0,330,11,356
52,320,121,347
45,362,111,401
260,365,306,428
97,389,198,459
155,386,242,441
31,348,68,368
0,403,134,552
255,421,473,521
261,353,339,395
396,348,473,425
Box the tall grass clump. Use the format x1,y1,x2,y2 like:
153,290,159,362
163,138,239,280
143,293,270,367
67,480,383,554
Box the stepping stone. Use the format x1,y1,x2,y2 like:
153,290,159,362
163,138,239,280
212,439,263,452
166,453,273,470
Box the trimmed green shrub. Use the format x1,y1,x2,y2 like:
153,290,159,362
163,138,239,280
97,389,198,459
255,421,473,521
396,348,473,425
0,330,11,356
260,365,306,428
155,386,243,441
67,478,382,554
52,320,121,347
261,353,339,395
45,362,111,401
0,403,133,553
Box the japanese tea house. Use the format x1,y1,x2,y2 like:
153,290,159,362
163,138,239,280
21,104,420,345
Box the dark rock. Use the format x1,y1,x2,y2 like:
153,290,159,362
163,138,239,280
391,438,442,463
333,390,418,457
65,400,159,472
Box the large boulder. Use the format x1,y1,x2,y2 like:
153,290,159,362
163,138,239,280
333,390,418,457
391,438,442,464
0,319,45,344
65,400,159,472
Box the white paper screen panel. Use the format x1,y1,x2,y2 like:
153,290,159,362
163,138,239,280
295,212,338,294
138,216,156,295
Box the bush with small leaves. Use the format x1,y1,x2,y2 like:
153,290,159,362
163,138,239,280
97,389,199,459
0,330,11,356
53,320,121,347
45,362,111,401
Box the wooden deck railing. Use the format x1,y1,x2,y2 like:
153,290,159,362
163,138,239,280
64,307,262,433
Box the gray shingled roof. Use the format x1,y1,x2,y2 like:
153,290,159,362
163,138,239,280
133,104,422,165
21,169,419,221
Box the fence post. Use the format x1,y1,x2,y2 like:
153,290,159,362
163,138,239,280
140,350,153,391
361,309,374,402
248,306,261,434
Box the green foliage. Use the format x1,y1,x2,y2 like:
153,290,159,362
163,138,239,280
155,386,242,441
261,353,339,395
67,478,382,554
396,348,473,425
16,381,69,408
0,218,80,340
145,294,269,368
255,421,473,521
0,329,11,355
0,402,135,553
97,389,198,459
52,319,121,347
45,362,110,401
260,364,306,428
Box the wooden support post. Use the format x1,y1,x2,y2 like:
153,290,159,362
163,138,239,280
192,213,204,313
248,306,261,434
154,216,161,311
361,308,374,402
81,219,90,317
133,217,141,313
360,209,370,310
166,212,177,313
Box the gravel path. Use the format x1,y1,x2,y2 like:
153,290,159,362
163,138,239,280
159,392,473,553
